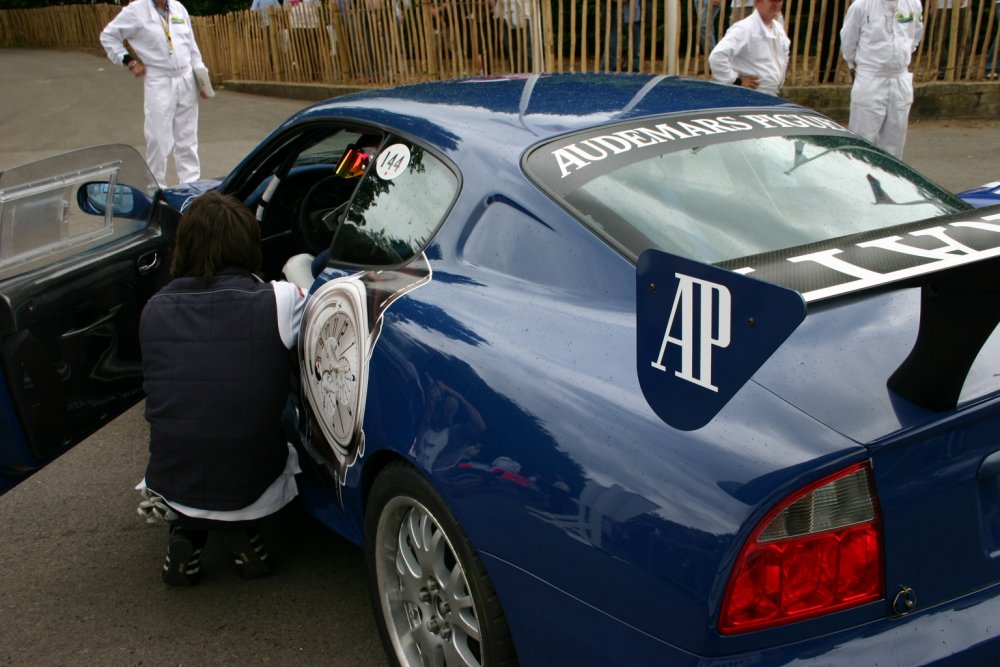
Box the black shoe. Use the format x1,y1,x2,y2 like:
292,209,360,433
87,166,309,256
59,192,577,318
161,526,204,587
224,529,274,580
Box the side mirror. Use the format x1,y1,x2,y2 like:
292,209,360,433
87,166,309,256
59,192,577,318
78,182,139,217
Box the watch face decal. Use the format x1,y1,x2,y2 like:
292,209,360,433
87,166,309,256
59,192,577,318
315,311,361,446
300,254,433,493
302,277,369,459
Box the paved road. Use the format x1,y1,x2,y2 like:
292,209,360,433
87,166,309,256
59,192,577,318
1,48,999,666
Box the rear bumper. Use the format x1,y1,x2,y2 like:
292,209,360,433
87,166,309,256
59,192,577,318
703,581,1000,666
489,549,1000,666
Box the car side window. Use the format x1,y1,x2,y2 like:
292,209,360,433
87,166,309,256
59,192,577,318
295,130,367,169
327,138,457,268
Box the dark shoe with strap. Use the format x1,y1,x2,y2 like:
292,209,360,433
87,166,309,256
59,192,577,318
224,528,274,580
161,525,205,587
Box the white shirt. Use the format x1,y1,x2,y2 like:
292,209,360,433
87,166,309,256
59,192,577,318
100,0,204,74
141,443,302,521
709,10,790,95
272,279,307,349
841,0,924,75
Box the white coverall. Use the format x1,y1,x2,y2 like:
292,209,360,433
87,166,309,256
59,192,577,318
840,0,924,158
709,10,791,96
100,0,206,186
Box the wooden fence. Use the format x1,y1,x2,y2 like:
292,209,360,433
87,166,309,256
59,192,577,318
1,1,997,88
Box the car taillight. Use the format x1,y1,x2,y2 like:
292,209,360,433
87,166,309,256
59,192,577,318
719,461,883,634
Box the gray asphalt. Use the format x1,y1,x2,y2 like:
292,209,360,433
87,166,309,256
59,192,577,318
1,47,999,666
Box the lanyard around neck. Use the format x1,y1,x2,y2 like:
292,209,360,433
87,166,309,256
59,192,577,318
155,1,173,54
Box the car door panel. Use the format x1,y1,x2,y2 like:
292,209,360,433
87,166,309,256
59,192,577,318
0,145,171,480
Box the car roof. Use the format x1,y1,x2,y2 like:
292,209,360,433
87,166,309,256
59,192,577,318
287,73,802,158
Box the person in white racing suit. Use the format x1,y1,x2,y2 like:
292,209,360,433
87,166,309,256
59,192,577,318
840,0,924,158
709,0,790,96
100,0,208,186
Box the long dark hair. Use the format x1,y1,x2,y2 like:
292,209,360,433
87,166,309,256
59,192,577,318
170,190,262,282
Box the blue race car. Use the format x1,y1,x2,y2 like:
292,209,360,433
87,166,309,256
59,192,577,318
3,74,1000,666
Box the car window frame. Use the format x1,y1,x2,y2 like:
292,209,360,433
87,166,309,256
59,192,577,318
325,133,462,271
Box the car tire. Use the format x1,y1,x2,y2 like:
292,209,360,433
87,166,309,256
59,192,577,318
365,461,518,667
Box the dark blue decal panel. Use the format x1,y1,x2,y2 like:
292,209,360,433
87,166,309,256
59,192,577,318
637,250,806,431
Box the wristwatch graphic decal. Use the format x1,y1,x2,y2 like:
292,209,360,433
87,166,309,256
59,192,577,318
303,278,368,452
300,254,432,493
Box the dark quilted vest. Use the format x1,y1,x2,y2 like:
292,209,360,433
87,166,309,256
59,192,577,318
140,268,291,511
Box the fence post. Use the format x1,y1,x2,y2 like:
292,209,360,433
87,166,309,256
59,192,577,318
665,0,679,74
421,0,438,79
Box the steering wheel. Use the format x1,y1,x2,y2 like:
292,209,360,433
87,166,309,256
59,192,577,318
298,175,353,255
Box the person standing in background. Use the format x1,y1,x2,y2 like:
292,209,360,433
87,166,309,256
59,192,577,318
840,0,924,158
100,0,208,187
928,0,969,79
709,0,790,96
987,0,1000,79
600,0,643,71
289,0,324,80
251,0,282,26
698,0,722,56
729,0,755,25
495,0,535,72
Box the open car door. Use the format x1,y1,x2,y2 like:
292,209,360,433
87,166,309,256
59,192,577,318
0,144,174,490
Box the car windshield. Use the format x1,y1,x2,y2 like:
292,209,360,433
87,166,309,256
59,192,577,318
524,110,967,264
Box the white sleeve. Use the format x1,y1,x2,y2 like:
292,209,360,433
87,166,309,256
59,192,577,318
839,1,862,68
272,280,307,349
99,5,137,66
709,22,749,84
180,5,206,70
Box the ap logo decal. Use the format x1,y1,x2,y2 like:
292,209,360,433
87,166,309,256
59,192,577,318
636,250,805,431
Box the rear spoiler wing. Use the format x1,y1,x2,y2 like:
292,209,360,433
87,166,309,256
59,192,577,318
638,204,1000,430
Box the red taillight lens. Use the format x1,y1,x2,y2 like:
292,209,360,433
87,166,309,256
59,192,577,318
719,462,883,634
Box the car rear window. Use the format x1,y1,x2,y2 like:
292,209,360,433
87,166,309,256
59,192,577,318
523,109,967,264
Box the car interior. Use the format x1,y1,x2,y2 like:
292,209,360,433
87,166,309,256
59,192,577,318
225,125,386,284
218,119,462,300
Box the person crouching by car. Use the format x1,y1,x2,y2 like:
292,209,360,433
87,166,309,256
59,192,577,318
137,190,306,587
